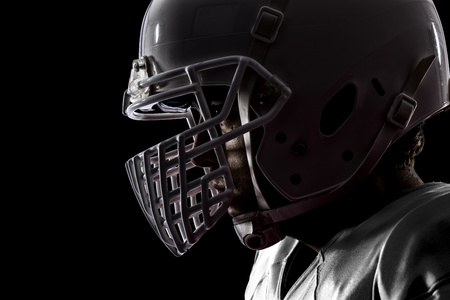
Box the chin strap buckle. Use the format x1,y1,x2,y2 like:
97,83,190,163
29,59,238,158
251,6,284,44
248,0,289,63
387,93,417,129
387,54,436,129
233,212,285,250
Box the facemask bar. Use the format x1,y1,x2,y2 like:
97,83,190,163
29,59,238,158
123,56,291,256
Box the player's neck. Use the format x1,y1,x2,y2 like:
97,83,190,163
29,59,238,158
370,166,424,197
281,167,424,253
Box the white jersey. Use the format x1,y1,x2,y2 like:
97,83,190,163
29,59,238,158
245,183,450,300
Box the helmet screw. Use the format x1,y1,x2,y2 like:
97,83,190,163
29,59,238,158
293,142,307,155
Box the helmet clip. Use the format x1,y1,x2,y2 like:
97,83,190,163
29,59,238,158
251,6,284,44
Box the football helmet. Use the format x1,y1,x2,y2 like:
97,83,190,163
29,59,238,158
123,0,449,256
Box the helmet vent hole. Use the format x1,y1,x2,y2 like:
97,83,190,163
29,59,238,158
290,174,302,185
275,132,287,143
371,78,385,96
342,150,354,161
320,84,356,136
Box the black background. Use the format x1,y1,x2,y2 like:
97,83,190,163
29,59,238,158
11,1,449,299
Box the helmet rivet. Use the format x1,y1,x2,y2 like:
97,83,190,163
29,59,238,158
290,174,302,185
293,142,307,155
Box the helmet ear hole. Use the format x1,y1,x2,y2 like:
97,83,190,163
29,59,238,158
320,83,356,136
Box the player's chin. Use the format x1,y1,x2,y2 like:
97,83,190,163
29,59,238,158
227,191,259,218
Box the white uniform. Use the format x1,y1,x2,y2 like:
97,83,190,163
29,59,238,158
245,183,450,300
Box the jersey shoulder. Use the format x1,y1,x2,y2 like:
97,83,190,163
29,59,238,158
375,182,450,299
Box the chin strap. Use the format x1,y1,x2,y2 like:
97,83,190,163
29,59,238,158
248,0,288,64
233,54,437,251
233,0,291,250
232,191,337,250
232,212,283,250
